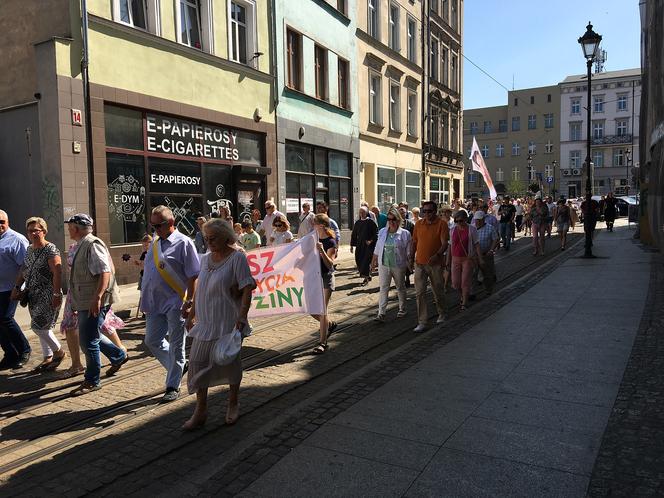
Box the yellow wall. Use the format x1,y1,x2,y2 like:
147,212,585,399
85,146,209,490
361,140,421,205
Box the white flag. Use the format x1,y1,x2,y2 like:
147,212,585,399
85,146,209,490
469,136,497,201
247,231,325,318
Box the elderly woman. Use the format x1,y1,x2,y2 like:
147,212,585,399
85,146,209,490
10,217,66,372
446,210,483,311
371,208,411,321
350,206,378,286
183,219,255,430
530,198,549,256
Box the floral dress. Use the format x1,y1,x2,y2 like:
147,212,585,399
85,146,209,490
23,243,61,330
60,243,125,335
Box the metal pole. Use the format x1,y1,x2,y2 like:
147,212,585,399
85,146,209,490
583,58,594,257
81,0,96,223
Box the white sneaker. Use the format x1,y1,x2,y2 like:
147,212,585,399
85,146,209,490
413,324,427,333
436,315,446,324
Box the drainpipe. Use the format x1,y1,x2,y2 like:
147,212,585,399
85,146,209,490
81,0,96,222
421,1,429,202
269,0,279,208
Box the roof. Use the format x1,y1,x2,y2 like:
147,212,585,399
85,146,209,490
561,68,641,84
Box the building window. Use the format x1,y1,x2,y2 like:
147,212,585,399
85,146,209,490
616,119,628,136
544,164,552,177
571,98,580,115
544,113,554,129
496,168,504,182
496,144,504,157
593,150,604,167
405,171,421,207
511,116,520,131
498,119,507,132
545,140,553,154
389,81,401,132
441,47,448,86
407,90,417,136
547,94,552,103
593,95,604,113
512,142,520,156
178,0,203,49
528,114,536,130
528,141,536,155
116,0,148,30
570,150,580,168
450,53,457,91
430,104,439,147
570,122,582,141
592,120,604,139
481,145,489,158
429,176,450,205
229,0,256,65
483,121,492,134
511,167,519,181
314,45,328,101
617,94,628,111
430,0,438,14
530,96,534,104
368,0,379,38
286,29,302,91
441,110,449,149
469,121,478,135
389,3,400,51
377,166,397,212
430,38,439,81
613,148,625,167
337,0,346,15
514,97,518,106
450,116,458,151
450,0,457,29
407,17,417,63
337,58,349,109
369,71,382,125
467,172,476,183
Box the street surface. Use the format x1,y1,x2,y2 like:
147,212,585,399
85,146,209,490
1,219,662,497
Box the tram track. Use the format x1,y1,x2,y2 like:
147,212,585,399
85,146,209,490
0,234,582,477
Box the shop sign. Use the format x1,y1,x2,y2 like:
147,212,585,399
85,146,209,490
108,174,145,222
146,114,261,163
149,161,201,194
286,198,300,213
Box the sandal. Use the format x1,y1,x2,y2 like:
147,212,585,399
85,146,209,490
32,359,53,373
60,366,85,379
313,343,328,355
44,351,67,371
327,321,338,336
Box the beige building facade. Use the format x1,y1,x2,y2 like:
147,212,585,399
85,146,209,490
422,0,464,206
357,0,423,212
463,85,561,199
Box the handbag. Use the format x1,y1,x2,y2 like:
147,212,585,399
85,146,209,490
213,326,243,366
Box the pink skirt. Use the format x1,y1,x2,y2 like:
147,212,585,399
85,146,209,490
60,293,125,335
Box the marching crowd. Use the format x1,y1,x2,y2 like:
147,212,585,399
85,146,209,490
0,192,618,428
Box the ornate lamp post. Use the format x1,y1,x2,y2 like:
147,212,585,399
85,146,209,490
578,22,602,257
625,148,632,195
551,160,558,197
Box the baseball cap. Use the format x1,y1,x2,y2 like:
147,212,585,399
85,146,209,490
472,211,486,221
65,213,94,226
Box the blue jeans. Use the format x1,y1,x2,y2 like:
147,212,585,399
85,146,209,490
0,290,31,362
78,306,126,386
145,308,186,390
499,222,511,249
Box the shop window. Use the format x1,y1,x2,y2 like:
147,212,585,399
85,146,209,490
329,151,350,176
150,195,203,237
429,176,449,205
104,106,144,150
148,157,201,194
235,130,264,166
107,153,147,245
315,149,327,174
228,0,257,66
405,171,421,207
377,166,396,212
203,164,233,214
286,143,314,173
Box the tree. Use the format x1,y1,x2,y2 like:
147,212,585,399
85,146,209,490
506,179,526,197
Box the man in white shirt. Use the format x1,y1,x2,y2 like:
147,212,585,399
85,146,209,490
297,202,315,238
259,200,283,243
545,196,557,238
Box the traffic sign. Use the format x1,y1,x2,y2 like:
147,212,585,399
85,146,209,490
546,176,554,183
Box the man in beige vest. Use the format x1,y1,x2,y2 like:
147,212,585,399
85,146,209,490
66,214,127,396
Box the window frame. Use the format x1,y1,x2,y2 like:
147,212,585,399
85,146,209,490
592,120,604,140
407,89,418,137
593,95,605,113
481,144,489,158
511,142,520,156
527,114,536,130
570,121,582,141
511,167,520,181
593,150,604,167
511,116,520,132
544,113,554,129
430,37,439,82
496,143,504,157
496,168,504,182
377,166,397,211
407,16,417,63
498,119,507,132
388,2,400,51
286,28,303,91
617,94,628,112
114,0,150,30
616,119,628,137
368,0,379,38
389,80,401,132
571,98,581,115
176,0,212,52
528,140,536,155
483,120,492,133
369,70,382,126
228,0,257,67
337,58,350,110
314,44,329,101
570,150,581,168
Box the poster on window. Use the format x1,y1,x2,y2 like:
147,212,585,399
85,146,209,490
286,198,300,213
247,232,324,318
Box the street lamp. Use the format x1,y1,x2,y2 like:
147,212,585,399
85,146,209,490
625,148,632,195
527,153,533,194
551,160,558,197
578,21,602,257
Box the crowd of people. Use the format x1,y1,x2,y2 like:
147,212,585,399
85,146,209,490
0,192,620,427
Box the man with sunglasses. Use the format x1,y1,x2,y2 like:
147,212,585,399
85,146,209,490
410,201,449,333
0,209,31,370
141,205,200,403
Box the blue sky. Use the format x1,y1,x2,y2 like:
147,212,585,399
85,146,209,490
462,0,642,110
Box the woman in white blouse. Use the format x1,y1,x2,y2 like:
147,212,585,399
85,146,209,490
370,207,411,321
183,219,256,430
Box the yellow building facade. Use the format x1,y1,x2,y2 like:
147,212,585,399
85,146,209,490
357,0,423,212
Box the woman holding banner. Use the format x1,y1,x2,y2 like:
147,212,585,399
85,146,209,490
183,218,256,430
312,214,337,354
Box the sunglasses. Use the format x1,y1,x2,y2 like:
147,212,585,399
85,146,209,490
387,217,397,222
150,220,170,229
28,229,44,234
273,223,283,227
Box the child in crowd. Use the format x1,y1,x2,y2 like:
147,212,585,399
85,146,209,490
241,221,261,250
269,214,293,245
233,223,243,242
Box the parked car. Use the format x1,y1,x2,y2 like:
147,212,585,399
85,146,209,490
616,195,638,217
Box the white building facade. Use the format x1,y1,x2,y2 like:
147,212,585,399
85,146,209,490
559,68,641,198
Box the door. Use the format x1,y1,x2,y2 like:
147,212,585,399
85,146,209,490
568,184,577,199
235,176,264,224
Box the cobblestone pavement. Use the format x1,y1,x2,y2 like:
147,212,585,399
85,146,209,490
587,250,664,497
0,229,584,496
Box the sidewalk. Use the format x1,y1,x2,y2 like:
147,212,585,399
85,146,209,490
235,223,652,497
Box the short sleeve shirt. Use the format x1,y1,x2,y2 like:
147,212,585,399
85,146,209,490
412,218,449,265
0,228,28,291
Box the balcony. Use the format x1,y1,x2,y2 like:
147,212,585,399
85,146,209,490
592,134,633,145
